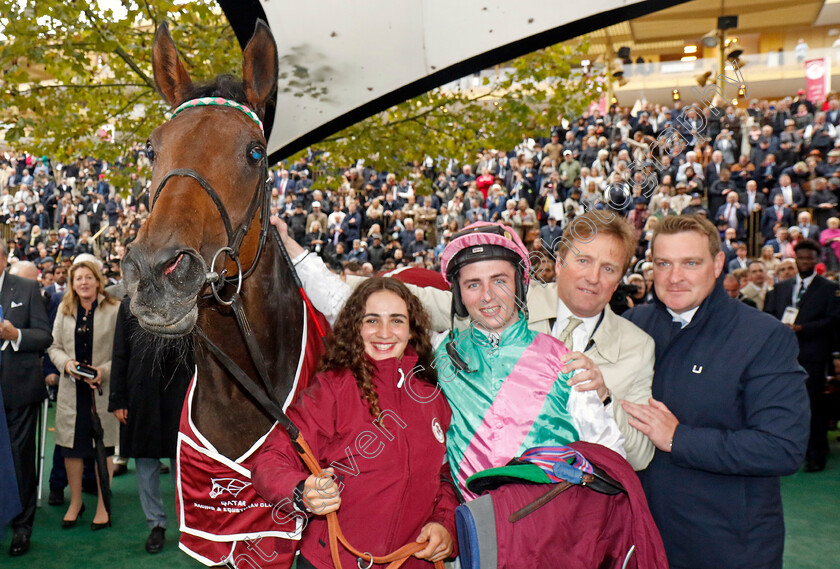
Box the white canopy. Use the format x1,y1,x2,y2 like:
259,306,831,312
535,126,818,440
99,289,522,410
218,0,687,163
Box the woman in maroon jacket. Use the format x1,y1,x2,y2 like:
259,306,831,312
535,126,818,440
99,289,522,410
252,278,457,569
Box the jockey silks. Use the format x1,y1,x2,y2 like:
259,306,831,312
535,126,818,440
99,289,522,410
434,315,625,500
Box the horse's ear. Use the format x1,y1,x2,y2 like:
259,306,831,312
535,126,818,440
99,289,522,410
152,22,193,108
242,20,278,118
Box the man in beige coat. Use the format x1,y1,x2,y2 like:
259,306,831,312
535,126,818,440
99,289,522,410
739,260,768,311
275,210,656,471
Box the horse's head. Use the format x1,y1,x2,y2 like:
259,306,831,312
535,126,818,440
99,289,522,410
123,21,278,337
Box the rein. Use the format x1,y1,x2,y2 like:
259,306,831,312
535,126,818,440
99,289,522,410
161,99,440,569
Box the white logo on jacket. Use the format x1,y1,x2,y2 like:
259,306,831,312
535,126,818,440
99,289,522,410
432,418,445,443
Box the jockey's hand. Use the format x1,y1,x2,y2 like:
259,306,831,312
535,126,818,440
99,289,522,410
302,468,341,515
560,351,609,401
414,522,453,562
269,214,289,237
269,215,305,257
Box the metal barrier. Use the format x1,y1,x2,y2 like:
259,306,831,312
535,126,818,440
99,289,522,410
0,223,14,244
746,210,761,257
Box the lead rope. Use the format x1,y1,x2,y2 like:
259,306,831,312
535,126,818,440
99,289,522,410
293,434,445,569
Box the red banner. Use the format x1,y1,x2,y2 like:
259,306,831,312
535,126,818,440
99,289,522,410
805,58,831,104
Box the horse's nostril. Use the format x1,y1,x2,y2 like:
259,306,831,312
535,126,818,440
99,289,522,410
164,253,185,276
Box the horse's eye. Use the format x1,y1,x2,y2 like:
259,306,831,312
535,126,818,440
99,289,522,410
145,142,155,163
248,146,265,163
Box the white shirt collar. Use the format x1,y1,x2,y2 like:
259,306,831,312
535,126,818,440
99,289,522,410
667,306,700,325
555,297,600,340
796,272,817,289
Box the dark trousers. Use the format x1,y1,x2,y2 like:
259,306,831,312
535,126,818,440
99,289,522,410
5,403,39,535
801,360,829,466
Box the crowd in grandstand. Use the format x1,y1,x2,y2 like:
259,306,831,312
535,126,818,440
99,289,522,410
266,92,839,306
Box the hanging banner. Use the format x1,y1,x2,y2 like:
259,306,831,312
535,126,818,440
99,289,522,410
805,57,831,104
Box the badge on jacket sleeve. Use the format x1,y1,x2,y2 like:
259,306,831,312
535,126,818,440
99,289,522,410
431,418,445,443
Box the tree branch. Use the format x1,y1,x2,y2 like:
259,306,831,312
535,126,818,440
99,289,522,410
139,0,157,28
14,83,149,95
83,8,156,91
107,89,151,121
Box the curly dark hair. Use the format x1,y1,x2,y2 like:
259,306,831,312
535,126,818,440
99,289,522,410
320,277,436,417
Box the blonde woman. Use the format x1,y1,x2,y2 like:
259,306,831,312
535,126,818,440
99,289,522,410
48,260,120,531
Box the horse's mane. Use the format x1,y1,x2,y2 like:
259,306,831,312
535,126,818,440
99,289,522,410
179,74,250,107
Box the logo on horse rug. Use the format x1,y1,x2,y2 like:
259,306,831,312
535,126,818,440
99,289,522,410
210,478,252,499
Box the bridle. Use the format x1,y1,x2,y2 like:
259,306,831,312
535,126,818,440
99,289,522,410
149,97,294,428
150,97,272,305
154,98,442,569
151,166,269,304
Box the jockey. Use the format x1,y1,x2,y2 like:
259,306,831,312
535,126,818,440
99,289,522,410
272,217,625,501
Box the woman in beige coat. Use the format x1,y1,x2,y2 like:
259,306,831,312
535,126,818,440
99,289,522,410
48,259,119,530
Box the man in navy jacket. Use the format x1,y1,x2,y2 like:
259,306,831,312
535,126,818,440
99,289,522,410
621,215,809,569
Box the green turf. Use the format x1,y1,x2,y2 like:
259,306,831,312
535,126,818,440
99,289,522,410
2,405,193,568
2,409,838,568
781,431,840,568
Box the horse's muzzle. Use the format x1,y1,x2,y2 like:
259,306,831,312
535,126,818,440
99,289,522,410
123,245,208,336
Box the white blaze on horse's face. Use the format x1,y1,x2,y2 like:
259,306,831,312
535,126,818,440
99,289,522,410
360,291,411,362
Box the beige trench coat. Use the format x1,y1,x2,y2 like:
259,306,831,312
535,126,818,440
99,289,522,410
48,295,120,449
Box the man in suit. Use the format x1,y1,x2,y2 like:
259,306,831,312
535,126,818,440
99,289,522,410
795,211,821,241
720,227,738,268
704,150,726,188
765,239,840,472
766,227,794,258
42,264,67,321
538,215,562,249
716,192,748,238
723,274,757,308
57,228,76,260
769,174,806,208
708,168,737,216
741,260,769,311
273,169,296,197
727,243,750,273
761,194,795,240
739,179,767,214
622,215,809,569
0,242,53,556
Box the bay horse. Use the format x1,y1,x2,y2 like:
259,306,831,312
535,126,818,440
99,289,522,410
122,21,318,567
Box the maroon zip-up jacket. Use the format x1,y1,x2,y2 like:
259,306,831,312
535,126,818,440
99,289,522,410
252,346,458,569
